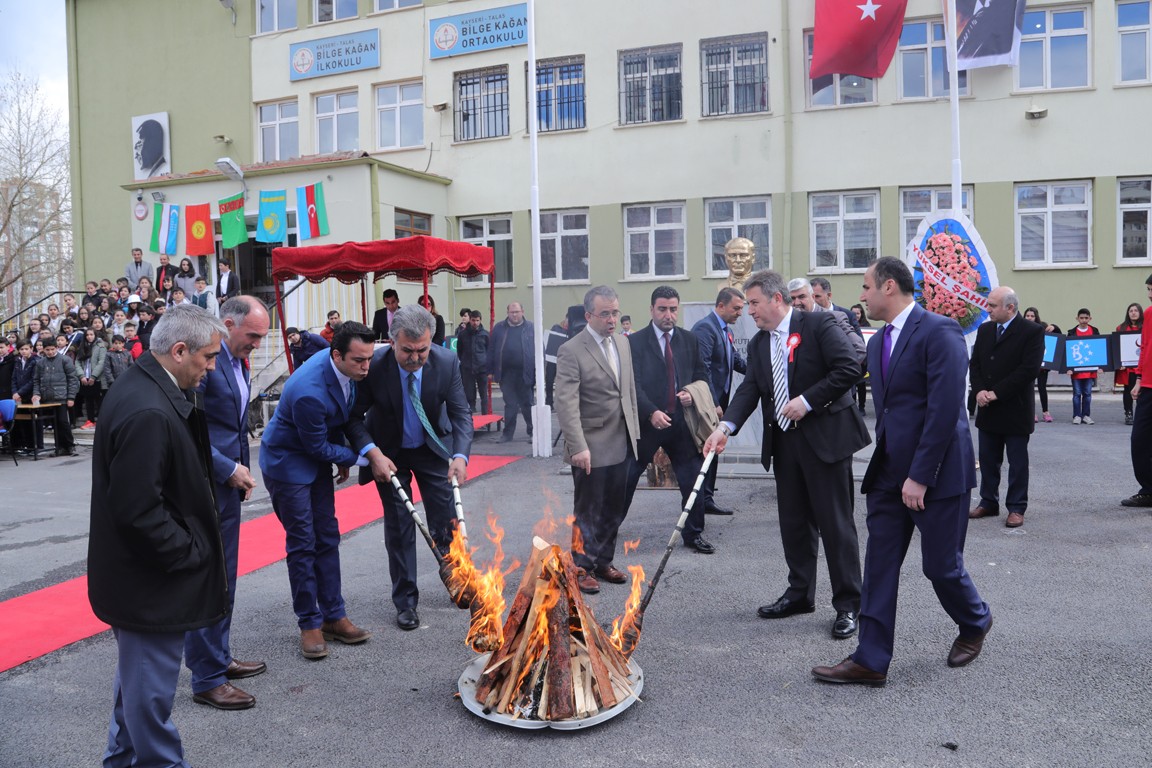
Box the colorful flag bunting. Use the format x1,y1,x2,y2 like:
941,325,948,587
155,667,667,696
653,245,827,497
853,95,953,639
957,0,1027,71
184,203,214,256
810,0,909,79
256,190,288,244
149,203,180,255
218,193,247,249
296,182,330,241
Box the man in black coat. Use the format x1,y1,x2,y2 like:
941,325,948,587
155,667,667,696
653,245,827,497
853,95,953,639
969,286,1045,528
287,327,330,370
705,270,870,640
456,310,489,413
0,338,15,400
624,286,714,554
88,304,229,768
371,288,400,342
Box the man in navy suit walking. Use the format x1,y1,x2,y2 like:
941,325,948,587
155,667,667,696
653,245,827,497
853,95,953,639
813,257,992,686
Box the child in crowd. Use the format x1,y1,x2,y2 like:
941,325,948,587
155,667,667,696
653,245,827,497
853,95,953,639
106,335,133,382
620,315,633,335
1068,308,1101,425
110,310,128,339
123,324,144,360
1115,303,1143,425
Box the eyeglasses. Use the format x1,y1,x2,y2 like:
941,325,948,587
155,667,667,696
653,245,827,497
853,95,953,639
592,310,621,319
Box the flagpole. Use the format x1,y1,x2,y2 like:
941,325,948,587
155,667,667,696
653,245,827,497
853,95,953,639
527,0,552,458
943,0,963,211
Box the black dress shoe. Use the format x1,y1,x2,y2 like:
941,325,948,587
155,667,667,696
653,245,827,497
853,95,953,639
684,536,716,554
948,615,992,668
1121,493,1152,507
757,596,816,619
831,611,858,639
396,608,420,631
225,659,267,679
812,658,887,687
704,504,734,516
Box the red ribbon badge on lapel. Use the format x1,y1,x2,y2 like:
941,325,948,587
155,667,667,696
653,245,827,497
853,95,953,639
787,333,801,363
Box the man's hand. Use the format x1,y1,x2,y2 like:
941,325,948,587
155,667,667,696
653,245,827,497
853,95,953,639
649,410,672,429
975,389,997,407
676,389,693,407
715,405,724,418
780,396,808,422
12,394,20,404
902,478,928,511
31,396,39,406
66,399,74,409
226,464,257,501
703,428,729,456
368,452,397,484
336,466,350,484
572,449,592,475
1134,380,1143,400
448,457,468,484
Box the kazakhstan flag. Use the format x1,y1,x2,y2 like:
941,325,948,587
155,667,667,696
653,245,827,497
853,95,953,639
256,189,288,243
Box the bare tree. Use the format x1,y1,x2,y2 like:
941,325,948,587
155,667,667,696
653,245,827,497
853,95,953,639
0,69,73,321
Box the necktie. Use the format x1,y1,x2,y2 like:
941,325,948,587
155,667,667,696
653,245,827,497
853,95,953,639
408,372,447,454
346,379,356,412
770,330,791,431
997,324,1005,341
663,331,677,413
602,337,619,384
231,357,248,414
881,324,894,383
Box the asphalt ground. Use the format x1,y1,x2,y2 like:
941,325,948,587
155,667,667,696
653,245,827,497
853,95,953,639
2,389,1151,768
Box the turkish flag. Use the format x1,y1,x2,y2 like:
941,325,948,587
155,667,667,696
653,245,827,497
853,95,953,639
810,0,909,79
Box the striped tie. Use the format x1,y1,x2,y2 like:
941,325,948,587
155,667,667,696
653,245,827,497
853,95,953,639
771,330,791,431
408,372,448,455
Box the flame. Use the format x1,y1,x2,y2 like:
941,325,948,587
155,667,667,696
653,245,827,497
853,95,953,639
568,514,585,556
622,539,640,555
443,512,521,652
609,565,646,654
507,550,562,697
531,488,562,541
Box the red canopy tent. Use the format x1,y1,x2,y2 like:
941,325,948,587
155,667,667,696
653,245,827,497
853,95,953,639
271,235,495,378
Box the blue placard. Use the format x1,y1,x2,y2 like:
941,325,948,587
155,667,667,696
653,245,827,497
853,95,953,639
429,3,528,59
1063,335,1112,373
290,29,380,82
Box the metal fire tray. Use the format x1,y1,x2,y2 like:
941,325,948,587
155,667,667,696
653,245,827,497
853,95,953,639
457,652,644,730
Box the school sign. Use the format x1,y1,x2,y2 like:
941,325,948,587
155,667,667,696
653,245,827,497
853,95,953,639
429,3,528,59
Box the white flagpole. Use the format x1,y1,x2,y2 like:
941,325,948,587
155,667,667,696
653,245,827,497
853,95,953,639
943,0,963,211
527,0,552,457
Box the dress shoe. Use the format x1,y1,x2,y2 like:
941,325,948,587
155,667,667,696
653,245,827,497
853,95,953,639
192,682,256,710
757,596,816,619
1121,493,1152,507
54,448,78,457
684,536,716,554
576,569,600,594
812,657,887,687
322,617,371,644
948,615,993,668
300,628,329,660
594,564,628,584
831,611,858,639
1005,512,1025,528
396,608,421,631
225,659,267,680
704,504,734,516
968,505,998,519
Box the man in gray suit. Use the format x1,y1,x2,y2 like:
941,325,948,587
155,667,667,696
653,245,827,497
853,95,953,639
555,285,641,595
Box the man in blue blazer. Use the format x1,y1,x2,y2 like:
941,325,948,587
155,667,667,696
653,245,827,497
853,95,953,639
260,322,377,660
184,296,269,710
347,305,473,631
813,257,992,687
690,287,747,516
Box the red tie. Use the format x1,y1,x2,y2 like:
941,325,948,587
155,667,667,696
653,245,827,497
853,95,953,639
663,331,676,413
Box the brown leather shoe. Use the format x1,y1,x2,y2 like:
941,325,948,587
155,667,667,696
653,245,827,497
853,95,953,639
948,615,993,668
594,564,628,584
300,628,329,660
969,506,998,519
225,659,267,680
321,617,371,644
811,657,887,687
576,569,600,594
1005,512,1024,528
192,682,256,710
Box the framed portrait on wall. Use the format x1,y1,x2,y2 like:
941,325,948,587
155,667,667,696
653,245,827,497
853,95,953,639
131,111,170,180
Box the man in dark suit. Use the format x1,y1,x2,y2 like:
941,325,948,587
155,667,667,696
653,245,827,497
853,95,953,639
969,287,1044,528
347,305,473,631
811,277,862,336
88,304,228,767
183,297,269,711
287,326,330,370
691,287,747,517
704,270,869,639
371,288,400,342
260,322,375,660
813,257,992,687
216,258,241,301
625,286,714,553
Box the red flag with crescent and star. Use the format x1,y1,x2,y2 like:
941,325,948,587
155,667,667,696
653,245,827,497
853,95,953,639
810,0,910,79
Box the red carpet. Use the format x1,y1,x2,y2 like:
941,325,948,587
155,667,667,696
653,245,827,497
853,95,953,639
0,455,520,673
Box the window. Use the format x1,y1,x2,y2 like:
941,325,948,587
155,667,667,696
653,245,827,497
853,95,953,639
806,33,875,107
377,82,423,149
316,0,357,23
1119,179,1152,262
455,67,509,141
625,203,686,278
810,191,880,271
258,0,296,33
316,91,358,153
706,197,771,274
530,56,586,132
1015,182,1092,266
900,187,974,247
619,45,683,125
1019,7,1090,90
898,21,968,99
395,209,431,238
258,100,299,162
539,210,589,282
461,216,513,284
1119,1,1151,83
701,34,769,116
376,0,421,10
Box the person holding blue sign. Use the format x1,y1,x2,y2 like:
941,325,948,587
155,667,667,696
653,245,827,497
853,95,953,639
1067,309,1101,425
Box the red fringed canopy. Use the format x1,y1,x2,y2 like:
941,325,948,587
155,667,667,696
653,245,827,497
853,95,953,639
271,235,495,284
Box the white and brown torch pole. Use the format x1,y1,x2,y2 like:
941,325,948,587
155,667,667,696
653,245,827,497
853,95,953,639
450,476,469,543
388,475,475,609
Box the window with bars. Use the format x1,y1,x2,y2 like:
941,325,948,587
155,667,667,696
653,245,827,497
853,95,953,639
806,33,875,107
528,56,586,132
259,100,299,162
316,91,358,153
455,66,509,141
461,216,514,285
1015,182,1092,266
706,197,771,273
810,191,880,272
898,20,969,99
701,34,769,116
619,45,683,125
1119,179,1152,262
540,210,589,282
625,203,686,278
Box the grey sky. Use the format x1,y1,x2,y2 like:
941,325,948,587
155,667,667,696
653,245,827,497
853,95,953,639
0,1,69,118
